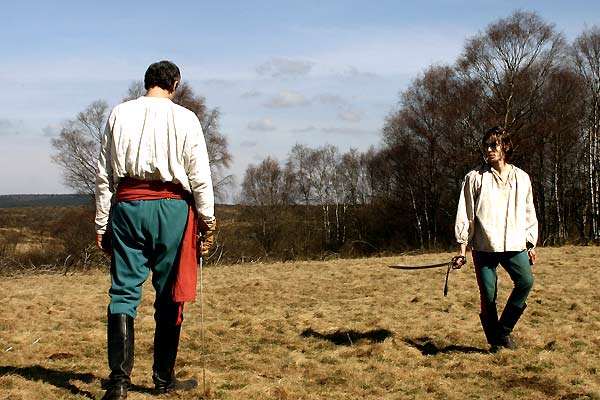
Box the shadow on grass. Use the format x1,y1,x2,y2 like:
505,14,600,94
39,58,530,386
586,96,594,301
403,336,488,355
0,365,97,398
301,327,393,346
0,365,155,398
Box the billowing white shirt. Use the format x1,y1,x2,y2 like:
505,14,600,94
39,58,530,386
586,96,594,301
95,96,214,234
455,163,538,252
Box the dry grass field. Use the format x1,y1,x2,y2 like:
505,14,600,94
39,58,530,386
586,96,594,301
0,246,598,399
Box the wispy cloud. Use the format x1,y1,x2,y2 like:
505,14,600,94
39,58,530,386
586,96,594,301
42,123,61,137
248,117,276,131
342,66,379,79
240,140,258,147
315,94,348,106
264,90,309,108
291,125,317,133
241,89,262,99
0,119,23,136
321,126,369,135
338,109,363,123
256,57,314,78
200,79,237,87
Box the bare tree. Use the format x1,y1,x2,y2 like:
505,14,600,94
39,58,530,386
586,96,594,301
286,144,316,205
240,157,290,255
381,65,478,247
533,68,586,243
458,10,565,133
241,157,288,206
338,148,373,206
571,26,600,240
51,100,109,195
122,80,145,102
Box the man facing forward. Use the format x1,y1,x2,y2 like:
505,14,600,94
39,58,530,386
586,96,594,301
95,60,215,399
454,126,538,352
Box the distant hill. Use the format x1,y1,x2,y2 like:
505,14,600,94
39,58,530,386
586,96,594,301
0,194,93,208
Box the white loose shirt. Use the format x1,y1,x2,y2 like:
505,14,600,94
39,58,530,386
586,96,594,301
95,96,214,234
455,163,538,252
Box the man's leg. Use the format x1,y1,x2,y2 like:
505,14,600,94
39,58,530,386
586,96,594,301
147,199,198,393
473,251,501,350
498,251,534,348
103,201,151,400
103,314,134,400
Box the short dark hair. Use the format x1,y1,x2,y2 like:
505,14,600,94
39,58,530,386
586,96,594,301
144,60,181,91
482,126,514,161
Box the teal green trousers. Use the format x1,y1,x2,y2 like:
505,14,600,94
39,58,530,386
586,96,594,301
473,250,534,316
108,199,188,324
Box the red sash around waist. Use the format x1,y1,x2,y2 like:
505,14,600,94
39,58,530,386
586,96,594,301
116,178,198,304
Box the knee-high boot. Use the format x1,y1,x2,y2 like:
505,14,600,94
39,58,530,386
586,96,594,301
479,310,500,346
497,303,527,349
102,313,134,400
152,323,198,394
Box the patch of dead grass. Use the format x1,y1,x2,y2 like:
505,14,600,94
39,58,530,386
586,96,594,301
0,246,598,399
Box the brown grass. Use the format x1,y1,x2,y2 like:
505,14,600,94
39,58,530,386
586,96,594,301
0,246,598,399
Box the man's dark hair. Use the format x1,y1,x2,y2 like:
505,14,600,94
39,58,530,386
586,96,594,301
482,125,514,161
144,61,181,91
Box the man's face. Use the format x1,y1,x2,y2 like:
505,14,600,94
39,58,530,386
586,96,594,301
483,136,505,163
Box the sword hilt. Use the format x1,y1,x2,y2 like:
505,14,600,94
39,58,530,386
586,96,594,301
451,255,466,270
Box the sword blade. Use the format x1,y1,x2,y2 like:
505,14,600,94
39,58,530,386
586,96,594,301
388,262,450,270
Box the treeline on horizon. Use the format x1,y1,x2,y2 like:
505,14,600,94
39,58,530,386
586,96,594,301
235,10,600,259
0,194,92,208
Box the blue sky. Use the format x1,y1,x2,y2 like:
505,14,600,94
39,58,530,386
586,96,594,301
1,1,599,199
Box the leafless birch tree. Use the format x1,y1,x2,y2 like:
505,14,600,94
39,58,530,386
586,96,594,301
571,26,600,240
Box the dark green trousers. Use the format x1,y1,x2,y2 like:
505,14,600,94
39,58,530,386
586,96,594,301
473,250,534,316
108,199,188,324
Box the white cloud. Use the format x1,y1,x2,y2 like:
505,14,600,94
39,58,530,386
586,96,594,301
338,109,363,123
291,125,317,133
301,25,469,77
342,66,379,79
240,140,258,147
42,123,62,137
315,94,347,106
321,127,369,135
0,119,23,136
264,90,309,108
201,79,237,87
247,117,276,131
241,89,262,99
256,57,314,78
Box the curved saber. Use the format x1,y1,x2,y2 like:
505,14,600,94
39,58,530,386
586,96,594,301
388,256,467,297
388,262,450,270
198,247,206,394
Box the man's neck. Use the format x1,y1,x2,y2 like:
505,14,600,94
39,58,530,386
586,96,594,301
491,160,509,175
145,86,174,99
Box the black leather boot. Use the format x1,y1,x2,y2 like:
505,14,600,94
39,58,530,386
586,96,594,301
102,313,134,400
497,303,527,350
479,304,502,352
152,323,197,394
479,313,499,348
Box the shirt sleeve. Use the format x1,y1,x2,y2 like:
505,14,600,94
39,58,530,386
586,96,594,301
524,175,538,248
94,113,115,234
184,115,215,225
455,172,476,246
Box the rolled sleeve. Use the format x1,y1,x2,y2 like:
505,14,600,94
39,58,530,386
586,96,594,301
94,118,115,234
455,173,476,246
524,178,538,247
185,118,215,224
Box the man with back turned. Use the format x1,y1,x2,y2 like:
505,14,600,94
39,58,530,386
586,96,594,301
95,60,216,399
